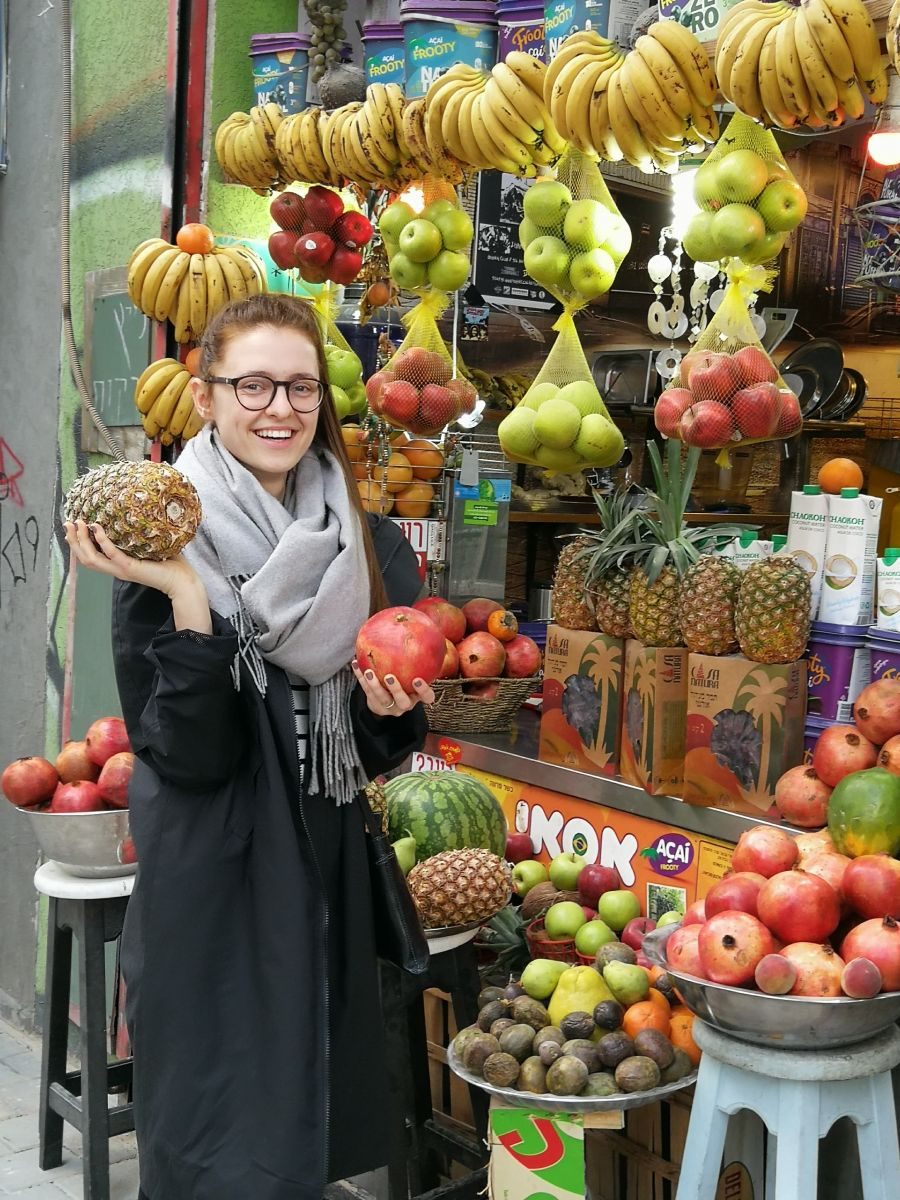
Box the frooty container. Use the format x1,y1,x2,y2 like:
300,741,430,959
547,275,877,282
401,1,499,98
806,621,871,722
498,1,546,59
803,714,832,766
544,1,640,58
868,626,900,683
362,21,406,87
250,34,311,113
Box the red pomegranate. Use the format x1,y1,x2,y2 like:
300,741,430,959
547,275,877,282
56,740,100,783
464,681,500,701
1,757,59,808
801,852,851,906
757,871,841,943
438,639,460,679
355,606,447,692
461,597,504,633
854,678,900,745
50,780,105,813
665,923,706,978
97,752,135,809
841,916,900,990
732,825,799,878
682,898,707,926
704,872,767,919
456,632,506,679
812,724,877,788
118,835,138,866
794,828,835,863
841,855,900,921
503,634,542,678
412,597,466,644
773,765,832,828
85,718,131,767
698,910,775,986
779,942,845,997
878,734,900,775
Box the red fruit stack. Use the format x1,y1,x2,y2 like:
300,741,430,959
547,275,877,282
367,347,477,437
268,187,373,286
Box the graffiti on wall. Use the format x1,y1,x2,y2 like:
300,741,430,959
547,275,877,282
0,437,41,609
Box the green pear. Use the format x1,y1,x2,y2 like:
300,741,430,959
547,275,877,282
391,836,417,876
521,958,569,1001
602,961,650,1006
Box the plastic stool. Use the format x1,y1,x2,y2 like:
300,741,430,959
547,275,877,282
676,1019,900,1200
35,861,135,1200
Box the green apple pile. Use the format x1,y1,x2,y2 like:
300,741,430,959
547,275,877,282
519,179,631,303
378,197,474,293
498,378,625,473
325,344,366,420
682,149,808,266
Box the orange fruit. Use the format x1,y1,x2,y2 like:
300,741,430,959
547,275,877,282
647,988,671,1017
340,425,364,462
404,442,444,482
817,457,864,495
669,1009,700,1066
393,481,434,518
357,480,393,515
622,1001,670,1040
175,223,215,255
373,451,413,494
365,280,392,308
351,459,369,480
487,609,519,642
184,347,203,376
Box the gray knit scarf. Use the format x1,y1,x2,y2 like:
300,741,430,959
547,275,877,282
175,426,371,805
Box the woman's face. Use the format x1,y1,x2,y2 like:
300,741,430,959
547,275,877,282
191,324,322,499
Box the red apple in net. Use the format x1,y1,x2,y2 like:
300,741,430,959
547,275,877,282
298,260,332,285
680,400,735,449
462,598,504,633
457,632,506,679
504,634,542,678
773,764,832,828
295,231,336,269
51,780,106,813
269,230,301,270
654,388,693,438
85,718,130,767
841,916,900,990
733,345,778,387
303,185,344,230
365,370,393,416
854,679,900,744
732,825,799,877
270,192,307,232
97,752,135,810
413,597,466,643
355,606,446,693
732,382,780,439
327,245,363,286
447,377,477,413
679,350,727,389
704,871,767,919
698,910,775,986
418,384,458,433
775,389,802,437
757,871,841,943
812,724,877,788
1,757,59,808
56,740,100,783
381,380,420,426
689,354,740,404
841,855,900,921
331,210,373,249
780,941,845,997
438,639,460,679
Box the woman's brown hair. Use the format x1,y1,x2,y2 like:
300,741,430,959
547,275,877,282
196,293,388,613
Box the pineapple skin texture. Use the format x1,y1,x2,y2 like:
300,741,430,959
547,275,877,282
64,462,202,561
407,849,512,928
680,556,741,656
629,566,683,648
592,568,634,640
736,557,811,664
552,538,598,632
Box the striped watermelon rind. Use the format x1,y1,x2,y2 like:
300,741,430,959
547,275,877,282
384,771,508,862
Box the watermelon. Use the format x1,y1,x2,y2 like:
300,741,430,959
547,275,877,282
384,771,507,862
827,767,900,858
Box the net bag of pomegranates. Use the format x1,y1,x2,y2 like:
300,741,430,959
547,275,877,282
654,263,802,466
519,146,631,312
365,290,476,437
682,113,807,266
378,177,474,298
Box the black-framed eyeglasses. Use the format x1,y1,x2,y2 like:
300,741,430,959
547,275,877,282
204,374,325,412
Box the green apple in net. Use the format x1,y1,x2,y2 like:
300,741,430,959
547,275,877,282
523,235,570,290
569,247,617,301
427,249,470,292
421,198,456,222
518,216,541,249
389,252,427,290
325,346,362,391
575,919,617,957
604,214,632,266
556,379,608,418
711,204,766,259
533,398,582,449
682,211,720,264
379,200,416,243
523,179,573,229
742,230,787,265
563,198,613,250
399,218,443,264
756,178,808,232
330,384,352,420
346,380,367,414
534,444,582,473
498,407,539,458
713,148,769,204
693,162,722,212
521,382,558,411
573,414,624,466
432,206,474,251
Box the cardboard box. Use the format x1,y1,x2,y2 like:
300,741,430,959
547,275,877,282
539,625,624,777
489,1104,591,1200
620,641,688,796
681,654,807,816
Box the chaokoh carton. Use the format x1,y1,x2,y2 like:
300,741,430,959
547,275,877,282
539,625,624,777
620,641,688,796
681,653,807,816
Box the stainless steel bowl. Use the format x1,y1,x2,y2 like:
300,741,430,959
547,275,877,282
644,923,900,1049
19,807,136,878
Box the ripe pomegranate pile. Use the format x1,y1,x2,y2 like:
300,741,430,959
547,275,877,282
267,186,373,286
365,347,477,437
2,718,134,815
665,824,900,1000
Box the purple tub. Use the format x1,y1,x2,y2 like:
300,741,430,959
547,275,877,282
498,1,545,60
803,714,833,766
868,626,900,683
806,621,871,722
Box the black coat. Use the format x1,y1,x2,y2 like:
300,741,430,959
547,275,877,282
113,517,426,1200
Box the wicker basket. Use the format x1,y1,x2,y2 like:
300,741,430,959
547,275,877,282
423,675,540,734
525,917,580,964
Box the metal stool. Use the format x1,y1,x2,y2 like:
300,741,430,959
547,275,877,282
676,1019,900,1200
35,861,135,1200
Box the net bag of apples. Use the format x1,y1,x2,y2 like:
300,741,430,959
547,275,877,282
378,179,474,297
365,290,477,437
682,114,807,266
655,262,802,466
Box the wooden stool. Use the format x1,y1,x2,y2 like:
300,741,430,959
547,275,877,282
35,861,135,1200
676,1019,900,1200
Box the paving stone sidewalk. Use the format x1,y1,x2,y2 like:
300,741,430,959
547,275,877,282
0,1017,139,1199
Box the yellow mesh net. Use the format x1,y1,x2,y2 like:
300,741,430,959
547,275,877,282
380,177,474,299
311,292,367,420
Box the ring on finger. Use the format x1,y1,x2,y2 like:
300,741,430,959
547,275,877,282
384,699,396,710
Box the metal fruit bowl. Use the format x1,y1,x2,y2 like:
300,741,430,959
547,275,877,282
424,919,482,955
19,807,136,878
644,923,900,1050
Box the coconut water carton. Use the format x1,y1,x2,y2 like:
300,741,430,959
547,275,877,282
540,625,623,776
620,641,688,796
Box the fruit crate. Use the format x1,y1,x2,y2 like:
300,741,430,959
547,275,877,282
423,987,476,1138
585,1088,695,1200
424,675,540,735
524,917,580,964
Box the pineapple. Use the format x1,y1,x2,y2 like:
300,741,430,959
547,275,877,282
582,489,639,640
407,849,512,928
64,462,201,561
552,537,598,631
736,557,811,664
364,776,388,832
630,566,684,647
679,556,742,655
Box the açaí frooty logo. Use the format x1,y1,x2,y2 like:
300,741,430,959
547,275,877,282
640,832,694,876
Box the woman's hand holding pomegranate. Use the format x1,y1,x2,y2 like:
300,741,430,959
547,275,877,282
351,661,435,717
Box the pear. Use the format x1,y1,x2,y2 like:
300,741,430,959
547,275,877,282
391,836,417,876
521,958,568,1001
602,960,650,1006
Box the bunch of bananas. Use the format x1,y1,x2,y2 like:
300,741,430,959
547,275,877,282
424,55,565,177
715,0,887,130
126,240,266,343
133,359,204,445
889,0,900,72
544,24,718,174
215,103,287,193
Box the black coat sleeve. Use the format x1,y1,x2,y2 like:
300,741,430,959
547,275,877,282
350,685,427,779
367,514,426,607
112,580,245,791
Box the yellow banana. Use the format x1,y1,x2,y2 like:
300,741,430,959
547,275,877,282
607,70,654,173
821,0,882,83
491,61,547,131
646,20,717,108
715,8,772,100
758,24,801,129
834,73,867,121
543,30,617,104
483,77,540,149
181,407,206,442
134,359,182,415
775,14,812,120
563,55,612,154
343,112,377,184
443,78,489,163
479,94,533,171
386,86,410,161
220,245,264,295
717,0,790,45
317,110,342,185
153,250,191,324
139,246,181,319
858,55,888,107
127,240,169,308
172,271,192,340
166,382,197,439
618,49,685,144
366,84,399,163
454,87,488,169
633,35,693,124
549,49,617,136
145,369,190,435
889,0,900,72
793,6,840,120
187,253,208,342
470,93,522,173
204,252,228,321
275,115,306,182
589,82,624,163
215,248,249,303
504,51,548,99
686,86,720,143
299,108,330,185
729,10,788,120
803,0,856,83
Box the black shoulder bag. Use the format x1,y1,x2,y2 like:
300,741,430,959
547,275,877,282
357,795,430,976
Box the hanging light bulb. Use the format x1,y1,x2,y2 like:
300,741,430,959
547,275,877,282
669,163,701,240
868,75,900,168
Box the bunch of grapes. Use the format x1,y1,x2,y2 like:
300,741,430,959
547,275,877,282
304,0,347,83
